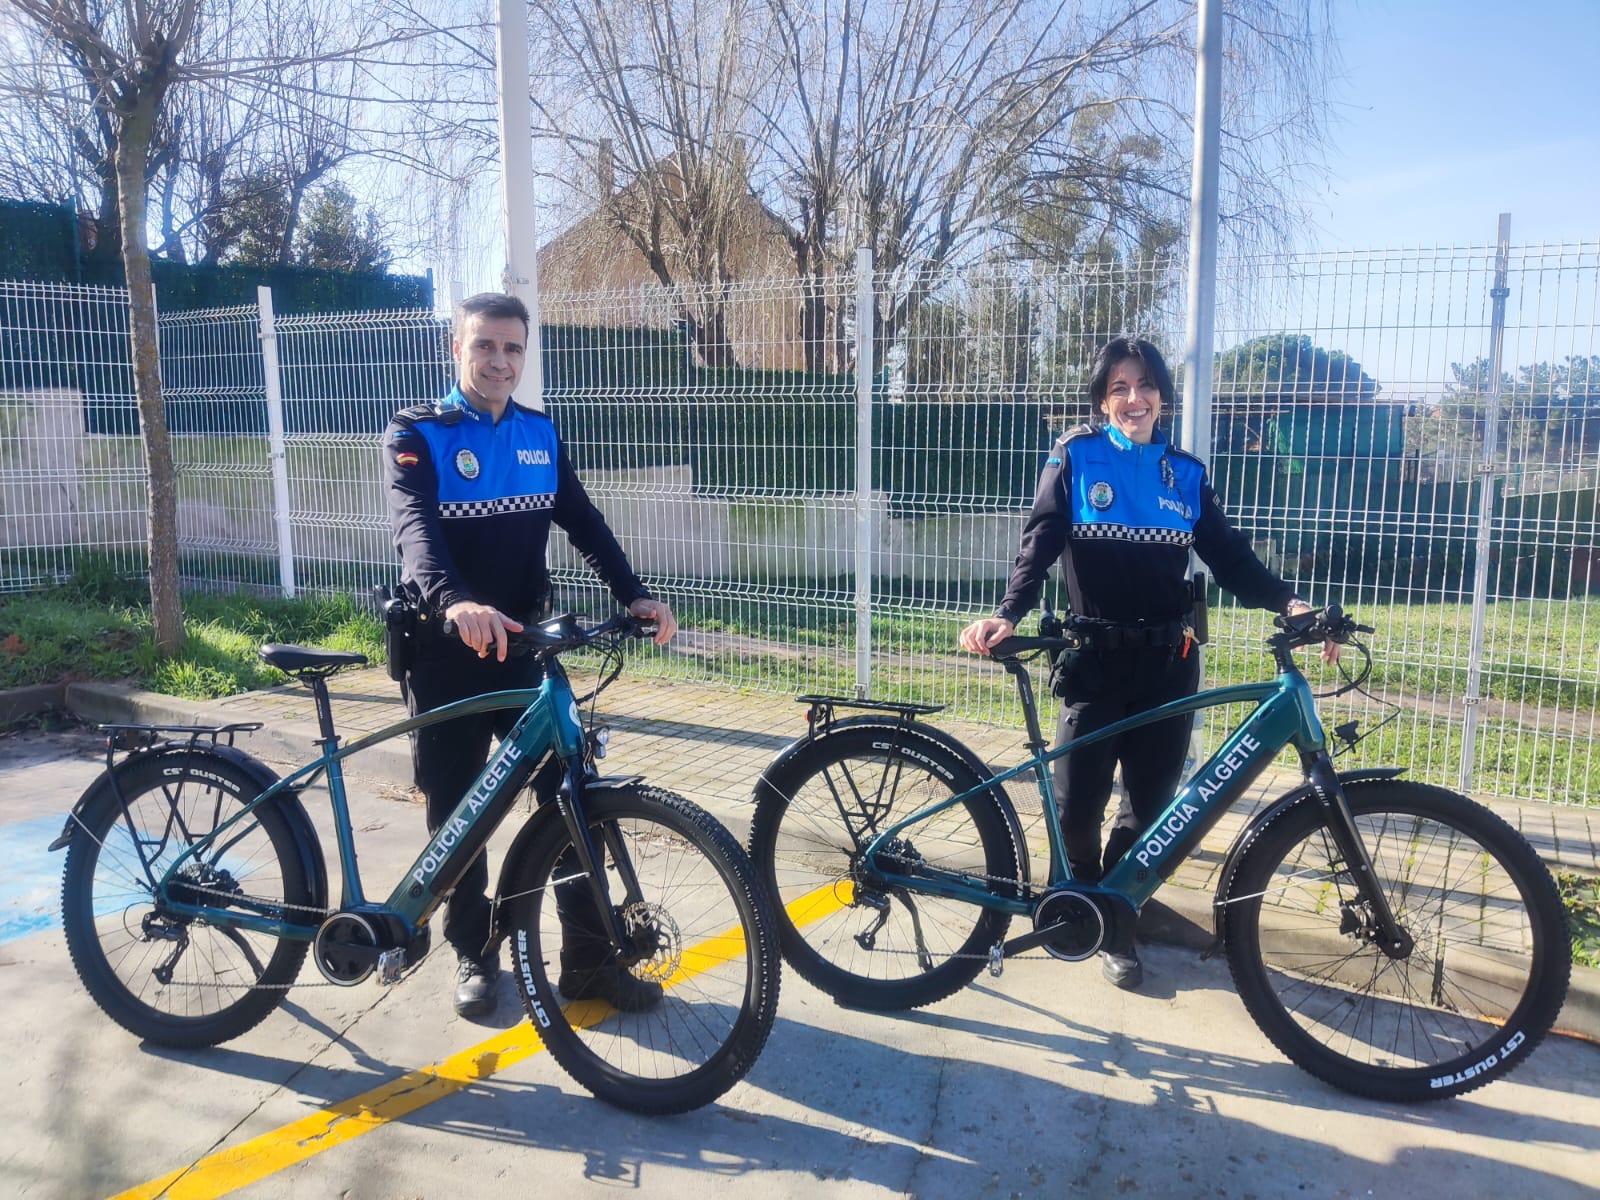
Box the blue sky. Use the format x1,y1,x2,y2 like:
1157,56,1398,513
1309,0,1600,249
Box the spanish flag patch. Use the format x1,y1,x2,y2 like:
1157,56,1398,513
395,452,419,467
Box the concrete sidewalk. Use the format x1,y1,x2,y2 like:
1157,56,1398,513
8,666,1600,1199
52,663,1600,1041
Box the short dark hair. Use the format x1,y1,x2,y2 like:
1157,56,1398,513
1087,336,1176,417
455,292,530,339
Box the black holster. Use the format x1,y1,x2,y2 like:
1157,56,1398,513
1041,609,1097,702
375,585,418,682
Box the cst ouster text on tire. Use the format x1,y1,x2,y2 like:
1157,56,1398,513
503,785,779,1115
1222,779,1570,1101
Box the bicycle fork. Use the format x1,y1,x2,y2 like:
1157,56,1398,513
1304,755,1414,960
553,762,647,964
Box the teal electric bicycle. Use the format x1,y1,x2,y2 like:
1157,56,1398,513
748,606,1570,1102
54,612,779,1115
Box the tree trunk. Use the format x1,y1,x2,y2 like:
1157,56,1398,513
117,102,185,655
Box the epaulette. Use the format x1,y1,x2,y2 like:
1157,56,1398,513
1164,442,1204,467
394,401,464,426
1059,422,1096,444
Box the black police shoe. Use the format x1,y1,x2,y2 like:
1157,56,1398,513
557,962,664,1012
1101,945,1144,990
454,952,502,1018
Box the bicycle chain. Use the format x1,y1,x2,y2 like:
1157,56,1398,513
836,861,1315,964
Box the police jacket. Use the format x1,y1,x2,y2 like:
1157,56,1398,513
384,387,650,623
996,423,1295,627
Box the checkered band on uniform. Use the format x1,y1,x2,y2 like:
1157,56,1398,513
1075,522,1193,547
439,493,556,519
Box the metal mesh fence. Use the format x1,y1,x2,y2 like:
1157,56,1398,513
0,280,143,589
1,241,1596,805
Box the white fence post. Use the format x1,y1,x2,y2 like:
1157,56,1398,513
256,285,296,598
1459,213,1512,793
854,247,875,699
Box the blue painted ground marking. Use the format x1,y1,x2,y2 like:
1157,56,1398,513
0,814,73,943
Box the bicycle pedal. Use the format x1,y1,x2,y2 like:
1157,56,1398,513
988,943,1005,978
377,948,406,985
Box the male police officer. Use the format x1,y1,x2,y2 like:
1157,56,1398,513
384,292,676,1018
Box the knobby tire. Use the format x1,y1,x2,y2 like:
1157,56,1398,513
503,785,780,1115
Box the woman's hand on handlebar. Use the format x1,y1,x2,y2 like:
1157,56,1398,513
444,601,524,662
628,597,678,646
959,616,1015,656
1285,599,1341,664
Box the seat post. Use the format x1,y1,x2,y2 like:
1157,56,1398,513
1003,658,1050,752
306,673,340,747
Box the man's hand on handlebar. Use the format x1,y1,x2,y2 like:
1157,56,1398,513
959,616,1015,656
628,597,678,646
444,601,524,662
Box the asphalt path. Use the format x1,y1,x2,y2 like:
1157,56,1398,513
2,725,1598,1200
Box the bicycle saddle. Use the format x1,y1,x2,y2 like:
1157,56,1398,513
258,644,369,674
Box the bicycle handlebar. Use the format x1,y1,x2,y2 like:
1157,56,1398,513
1270,604,1374,650
987,634,1078,659
439,611,657,658
986,604,1373,663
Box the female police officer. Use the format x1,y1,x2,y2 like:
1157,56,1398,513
959,336,1318,990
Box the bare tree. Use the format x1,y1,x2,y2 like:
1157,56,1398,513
757,0,1335,369
6,0,448,653
531,0,783,367
6,0,201,651
0,16,129,253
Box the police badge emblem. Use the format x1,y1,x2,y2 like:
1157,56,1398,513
1088,481,1114,510
455,448,480,480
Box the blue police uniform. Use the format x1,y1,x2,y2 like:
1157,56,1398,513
996,422,1298,881
383,387,652,964
386,386,648,624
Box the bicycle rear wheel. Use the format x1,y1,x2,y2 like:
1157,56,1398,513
748,723,1021,1012
503,785,779,1115
1223,779,1570,1101
61,754,316,1048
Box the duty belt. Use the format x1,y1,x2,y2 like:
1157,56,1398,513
1068,616,1188,651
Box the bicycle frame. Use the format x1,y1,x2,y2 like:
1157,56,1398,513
858,666,1328,916
149,663,602,942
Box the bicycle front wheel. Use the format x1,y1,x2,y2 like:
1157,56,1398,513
1223,779,1570,1101
503,785,780,1115
748,723,1021,1012
61,754,316,1048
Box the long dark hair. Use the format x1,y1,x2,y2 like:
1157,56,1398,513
1087,337,1176,418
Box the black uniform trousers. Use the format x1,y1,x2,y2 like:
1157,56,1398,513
403,639,608,966
1052,641,1200,883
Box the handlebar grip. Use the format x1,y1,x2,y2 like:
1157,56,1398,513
988,635,1076,658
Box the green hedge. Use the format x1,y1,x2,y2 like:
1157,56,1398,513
1,196,432,312
0,199,79,281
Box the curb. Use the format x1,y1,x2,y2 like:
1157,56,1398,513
61,681,416,789
0,683,66,725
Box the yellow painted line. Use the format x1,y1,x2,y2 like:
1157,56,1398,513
108,1020,553,1200
109,886,844,1200
787,878,854,925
